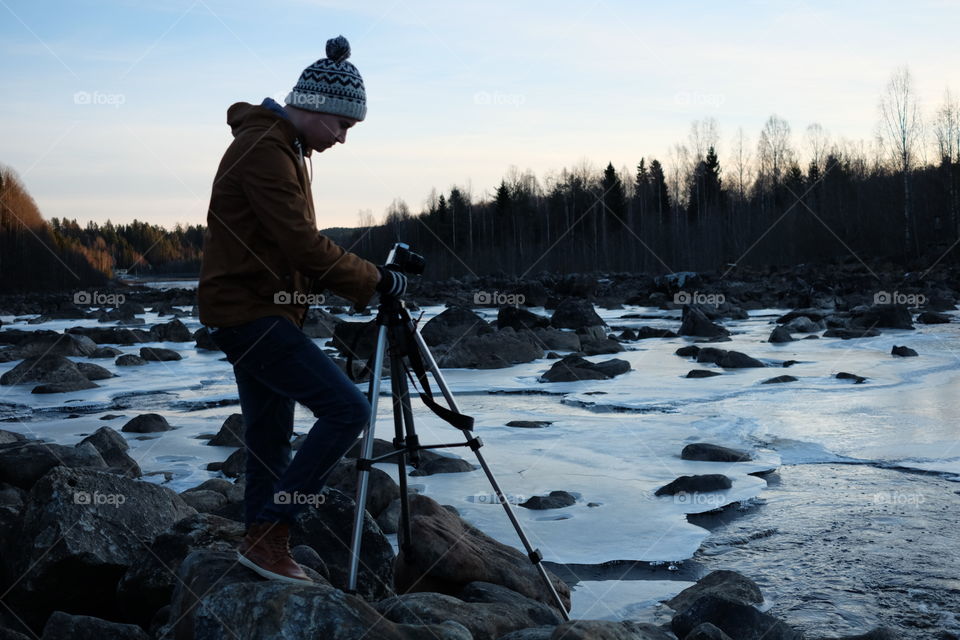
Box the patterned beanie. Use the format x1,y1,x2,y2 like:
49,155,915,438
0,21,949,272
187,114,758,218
285,35,367,121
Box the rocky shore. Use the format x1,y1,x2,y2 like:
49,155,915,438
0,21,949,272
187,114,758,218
0,261,956,638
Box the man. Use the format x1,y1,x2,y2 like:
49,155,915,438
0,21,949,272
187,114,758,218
197,35,407,586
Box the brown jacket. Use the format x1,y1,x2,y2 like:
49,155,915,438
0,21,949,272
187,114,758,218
198,101,379,329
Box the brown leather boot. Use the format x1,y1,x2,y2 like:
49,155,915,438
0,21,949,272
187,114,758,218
236,521,313,586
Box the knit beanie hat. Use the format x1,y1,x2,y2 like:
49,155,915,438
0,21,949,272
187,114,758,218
285,35,367,121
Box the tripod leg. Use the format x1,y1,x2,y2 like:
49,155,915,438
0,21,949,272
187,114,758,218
408,329,571,620
389,350,412,556
347,323,389,593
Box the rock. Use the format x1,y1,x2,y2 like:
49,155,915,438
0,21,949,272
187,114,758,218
78,427,141,478
823,328,881,339
0,441,108,490
192,326,220,351
836,372,867,384
666,570,763,615
768,326,794,343
164,552,471,640
917,311,950,324
0,355,97,389
331,318,379,359
376,588,563,640
519,491,576,510
183,478,245,504
539,355,631,383
679,305,729,338
3,332,98,359
66,326,150,345
717,351,765,368
410,456,476,477
40,611,150,640
761,375,797,384
812,628,899,640
0,429,27,446
207,414,244,447
325,460,400,518
435,330,544,369
550,299,604,330
505,421,552,428
776,308,830,324
75,361,115,381
179,490,227,512
302,307,341,339
635,326,679,339
149,318,192,342
283,488,396,601
684,622,735,639
116,512,246,626
139,347,181,361
576,326,624,355
498,307,551,332
675,345,701,357
393,494,571,613
671,594,803,640
88,346,123,358
529,328,580,352
217,448,245,478
850,304,914,330
784,315,824,333
891,345,918,357
619,328,638,340
31,380,100,393
115,354,146,366
13,467,195,624
695,347,727,364
655,475,732,496
121,413,173,433
681,444,752,463
422,306,490,347
686,370,722,378
546,620,674,639
376,498,403,534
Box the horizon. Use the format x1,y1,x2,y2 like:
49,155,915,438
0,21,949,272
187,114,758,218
2,0,959,230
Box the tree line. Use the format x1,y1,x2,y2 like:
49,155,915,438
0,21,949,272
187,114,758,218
2,67,958,293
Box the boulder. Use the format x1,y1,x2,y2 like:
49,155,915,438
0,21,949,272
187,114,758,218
207,414,244,447
393,494,571,613
539,356,630,383
655,475,732,496
331,318,379,359
850,304,914,330
78,427,141,478
681,444,752,463
0,441,108,490
917,311,950,324
40,611,150,640
686,370,722,378
550,299,604,330
891,345,918,357
139,347,181,361
666,570,763,615
13,467,195,623
761,375,797,384
519,491,576,510
115,354,146,366
121,413,173,433
498,307,551,332
768,326,794,343
421,306,490,347
679,305,729,338
149,319,192,342
435,330,543,369
672,594,803,640
0,355,98,390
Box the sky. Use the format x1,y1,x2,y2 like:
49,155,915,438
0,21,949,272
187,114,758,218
1,0,959,230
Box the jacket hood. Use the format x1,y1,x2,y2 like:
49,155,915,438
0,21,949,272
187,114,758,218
226,100,307,155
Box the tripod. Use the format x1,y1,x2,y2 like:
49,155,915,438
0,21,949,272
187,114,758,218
345,290,570,620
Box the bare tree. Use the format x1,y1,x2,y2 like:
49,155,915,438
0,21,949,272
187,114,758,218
878,66,923,255
932,88,960,164
805,123,830,173
689,118,719,161
757,114,793,189
730,127,753,202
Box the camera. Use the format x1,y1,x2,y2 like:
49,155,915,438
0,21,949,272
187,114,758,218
385,242,425,275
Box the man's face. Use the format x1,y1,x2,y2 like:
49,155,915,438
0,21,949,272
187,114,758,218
301,111,358,153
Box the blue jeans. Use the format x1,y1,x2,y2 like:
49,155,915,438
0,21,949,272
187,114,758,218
209,315,371,526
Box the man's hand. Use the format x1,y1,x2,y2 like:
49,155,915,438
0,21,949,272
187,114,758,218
375,265,407,297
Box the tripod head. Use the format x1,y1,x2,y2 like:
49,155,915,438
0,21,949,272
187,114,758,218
383,242,425,276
